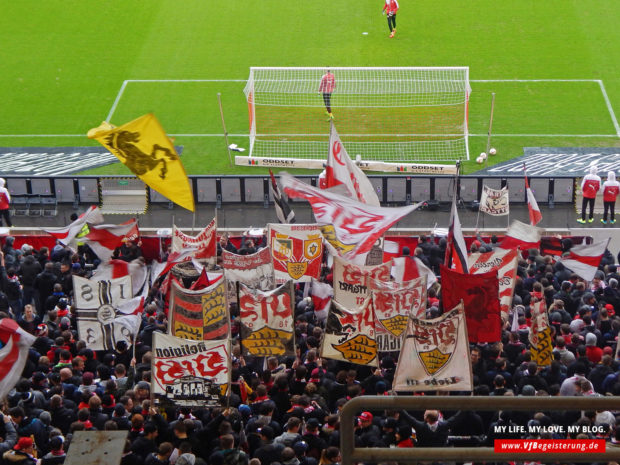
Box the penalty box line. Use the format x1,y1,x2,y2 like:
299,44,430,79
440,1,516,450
102,78,618,139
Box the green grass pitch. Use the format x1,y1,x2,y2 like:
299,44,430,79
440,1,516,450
1,1,620,175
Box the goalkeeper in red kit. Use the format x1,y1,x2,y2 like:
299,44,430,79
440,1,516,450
319,69,336,121
382,0,399,38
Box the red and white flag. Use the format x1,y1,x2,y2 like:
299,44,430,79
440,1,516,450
281,173,421,260
93,258,148,298
391,256,437,289
82,219,139,262
559,238,611,282
151,247,199,283
44,205,104,244
326,121,380,206
172,219,217,261
444,193,468,273
310,279,333,322
500,220,542,252
113,296,145,341
468,248,519,318
0,319,36,400
524,164,542,225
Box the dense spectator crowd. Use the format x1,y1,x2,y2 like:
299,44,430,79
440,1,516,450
1,232,620,465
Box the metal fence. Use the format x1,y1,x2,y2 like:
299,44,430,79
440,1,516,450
2,174,577,206
340,395,620,464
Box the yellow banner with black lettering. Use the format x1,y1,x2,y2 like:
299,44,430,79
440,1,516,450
88,113,195,212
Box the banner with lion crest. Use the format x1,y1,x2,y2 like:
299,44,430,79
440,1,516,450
239,281,295,357
333,256,392,309
88,113,194,212
267,223,323,283
169,278,230,341
369,276,427,352
393,303,472,392
321,298,378,367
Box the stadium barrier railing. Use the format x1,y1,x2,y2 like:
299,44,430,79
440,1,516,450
340,395,620,464
1,174,576,207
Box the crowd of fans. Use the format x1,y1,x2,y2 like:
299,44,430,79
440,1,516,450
1,231,620,465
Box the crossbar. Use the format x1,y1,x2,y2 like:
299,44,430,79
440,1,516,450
340,395,620,465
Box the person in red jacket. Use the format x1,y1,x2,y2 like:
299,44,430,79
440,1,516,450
382,0,399,38
602,171,620,224
318,69,336,120
578,166,601,224
0,178,11,227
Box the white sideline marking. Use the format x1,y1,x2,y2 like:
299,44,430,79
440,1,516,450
597,80,620,137
106,80,129,122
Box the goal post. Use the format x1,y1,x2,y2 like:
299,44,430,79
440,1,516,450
242,67,471,164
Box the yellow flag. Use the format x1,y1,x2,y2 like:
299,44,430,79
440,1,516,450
88,114,195,212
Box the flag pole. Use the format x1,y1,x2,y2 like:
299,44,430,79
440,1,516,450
484,93,496,169
217,93,233,167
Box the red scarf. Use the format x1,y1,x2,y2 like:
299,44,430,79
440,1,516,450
79,419,93,429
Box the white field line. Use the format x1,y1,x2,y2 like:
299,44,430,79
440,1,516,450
597,80,620,137
106,80,129,122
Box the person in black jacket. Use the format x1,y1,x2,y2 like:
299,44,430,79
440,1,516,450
253,425,284,465
19,254,41,309
33,262,58,314
400,409,455,447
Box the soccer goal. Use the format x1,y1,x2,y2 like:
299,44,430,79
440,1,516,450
242,67,471,165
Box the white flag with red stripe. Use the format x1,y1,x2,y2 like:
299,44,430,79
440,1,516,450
310,279,333,322
444,193,468,273
0,319,36,400
172,220,217,261
281,173,421,260
391,256,437,289
559,238,611,282
500,220,542,252
113,296,145,340
43,205,104,245
82,219,139,262
468,248,519,317
524,164,542,226
326,121,380,206
93,258,148,298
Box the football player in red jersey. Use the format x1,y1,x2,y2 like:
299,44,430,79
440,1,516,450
579,166,601,224
318,69,336,120
602,171,620,224
383,0,399,38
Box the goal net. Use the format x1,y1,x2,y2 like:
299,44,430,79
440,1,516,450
243,67,471,163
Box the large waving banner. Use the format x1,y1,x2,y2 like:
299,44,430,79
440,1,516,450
370,277,427,352
172,219,217,260
169,279,229,341
268,223,323,283
152,332,230,407
393,303,472,392
74,275,133,350
440,266,501,343
467,248,518,318
280,173,421,261
321,298,378,367
333,256,392,309
239,282,295,357
529,299,552,367
221,248,275,303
